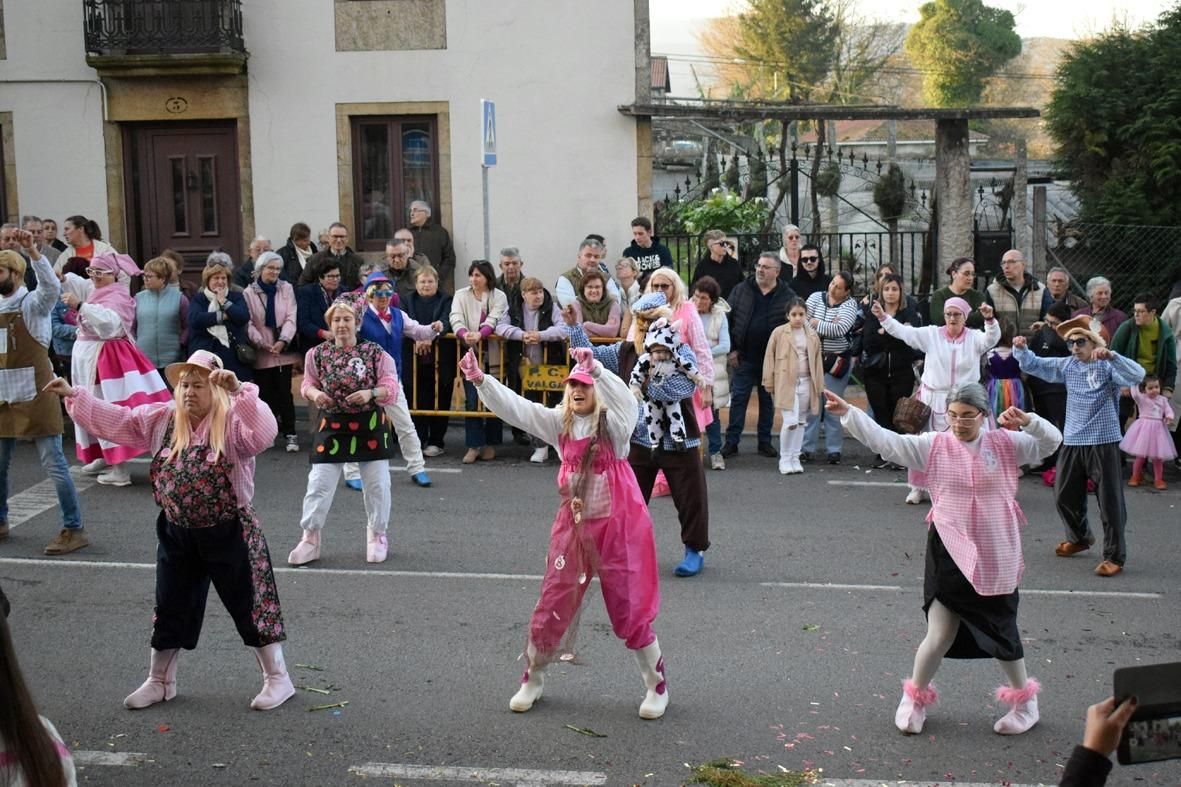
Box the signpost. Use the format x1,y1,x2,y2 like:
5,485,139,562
481,99,496,260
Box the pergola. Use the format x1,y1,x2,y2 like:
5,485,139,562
618,99,1040,268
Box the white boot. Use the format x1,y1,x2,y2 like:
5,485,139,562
510,643,545,712
251,643,295,710
288,529,321,566
634,638,669,719
993,678,1041,735
124,648,179,709
366,529,388,563
895,678,938,734
97,464,132,486
905,486,926,505
530,446,549,463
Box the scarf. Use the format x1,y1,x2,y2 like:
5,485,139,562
204,287,230,348
578,294,614,325
85,280,138,341
295,244,314,270
256,279,278,329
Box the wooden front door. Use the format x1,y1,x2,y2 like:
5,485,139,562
124,122,242,272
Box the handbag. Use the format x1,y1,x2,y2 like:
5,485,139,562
822,351,849,378
230,333,257,366
860,350,887,371
892,394,932,435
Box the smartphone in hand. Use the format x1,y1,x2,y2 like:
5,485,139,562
1115,662,1181,765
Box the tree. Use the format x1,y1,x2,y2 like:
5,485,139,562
1045,8,1181,225
904,0,1021,106
729,0,840,103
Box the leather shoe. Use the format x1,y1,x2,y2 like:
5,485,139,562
1055,538,1094,557
411,472,431,488
798,451,813,463
1094,560,1123,577
720,442,738,458
827,452,841,465
757,442,778,458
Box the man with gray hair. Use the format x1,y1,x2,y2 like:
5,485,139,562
496,246,525,306
300,222,365,290
408,201,456,294
1044,266,1087,312
554,238,620,308
233,235,271,289
985,249,1051,334
22,215,61,266
383,239,418,303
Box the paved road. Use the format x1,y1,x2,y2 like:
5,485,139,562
1,430,1179,786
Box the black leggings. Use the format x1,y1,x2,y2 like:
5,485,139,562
863,369,915,431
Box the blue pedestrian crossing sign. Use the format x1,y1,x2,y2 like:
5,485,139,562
481,99,497,167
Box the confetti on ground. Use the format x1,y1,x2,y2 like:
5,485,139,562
801,624,820,632
308,701,349,712
296,685,333,695
156,724,170,733
293,663,325,671
687,757,816,786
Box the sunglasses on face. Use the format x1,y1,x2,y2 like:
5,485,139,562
1066,337,1090,348
370,289,394,298
800,256,819,263
650,283,671,290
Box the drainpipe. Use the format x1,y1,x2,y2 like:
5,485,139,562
2,79,108,121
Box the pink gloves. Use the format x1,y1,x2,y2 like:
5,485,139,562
570,347,595,376
459,350,484,384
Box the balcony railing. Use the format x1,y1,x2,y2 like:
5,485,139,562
83,0,245,56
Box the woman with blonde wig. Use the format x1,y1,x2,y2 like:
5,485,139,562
45,350,293,712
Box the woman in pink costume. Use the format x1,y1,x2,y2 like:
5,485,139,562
62,252,171,486
460,346,667,720
826,382,1061,737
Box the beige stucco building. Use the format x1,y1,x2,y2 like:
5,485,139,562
0,0,653,288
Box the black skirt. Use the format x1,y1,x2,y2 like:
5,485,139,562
922,526,1023,661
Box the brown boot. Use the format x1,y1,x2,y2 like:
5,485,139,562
1054,538,1094,557
1095,560,1123,577
44,528,89,556
0,520,9,541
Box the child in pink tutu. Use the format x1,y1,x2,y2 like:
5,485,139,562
1121,375,1176,490
460,346,668,720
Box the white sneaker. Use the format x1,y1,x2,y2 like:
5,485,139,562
285,435,299,453
790,457,804,474
709,453,725,471
778,457,791,475
905,487,925,505
81,458,107,474
529,447,548,463
422,445,444,457
97,465,132,487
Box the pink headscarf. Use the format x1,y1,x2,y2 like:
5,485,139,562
942,296,971,317
81,252,139,339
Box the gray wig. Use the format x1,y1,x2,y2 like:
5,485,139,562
947,382,990,414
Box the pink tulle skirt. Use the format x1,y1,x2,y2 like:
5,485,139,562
1120,418,1177,461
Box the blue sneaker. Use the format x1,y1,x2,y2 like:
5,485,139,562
673,546,704,577
345,478,362,491
411,471,432,488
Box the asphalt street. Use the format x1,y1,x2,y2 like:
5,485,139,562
1,428,1179,786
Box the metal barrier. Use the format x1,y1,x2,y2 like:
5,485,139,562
403,334,619,419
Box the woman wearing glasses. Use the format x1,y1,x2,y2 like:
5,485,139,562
869,295,1000,504
777,224,802,280
824,383,1061,737
63,253,172,486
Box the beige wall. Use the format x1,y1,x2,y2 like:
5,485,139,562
1,112,15,222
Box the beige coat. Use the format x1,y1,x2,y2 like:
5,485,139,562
762,324,824,414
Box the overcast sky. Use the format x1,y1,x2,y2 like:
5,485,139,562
650,0,1173,40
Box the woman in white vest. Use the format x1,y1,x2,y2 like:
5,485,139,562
825,383,1061,738
135,257,189,380
691,276,730,470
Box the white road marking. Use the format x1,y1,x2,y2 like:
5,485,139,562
0,559,1166,599
72,750,144,766
347,763,607,785
819,781,1041,787
6,471,96,530
817,775,1039,779
826,480,909,487
761,581,904,592
126,457,466,474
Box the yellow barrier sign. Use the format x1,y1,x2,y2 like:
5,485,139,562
521,364,568,392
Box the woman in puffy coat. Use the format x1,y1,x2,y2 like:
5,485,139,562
243,251,300,451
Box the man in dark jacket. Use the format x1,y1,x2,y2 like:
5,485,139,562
408,201,456,294
622,216,674,278
723,253,796,458
1110,293,1178,428
298,222,365,290
277,222,318,284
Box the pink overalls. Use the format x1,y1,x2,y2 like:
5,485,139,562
527,431,660,660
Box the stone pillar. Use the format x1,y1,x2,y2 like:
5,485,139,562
934,118,973,267
1032,185,1047,273
1013,138,1029,271
633,0,653,217
886,118,897,164
826,120,839,234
